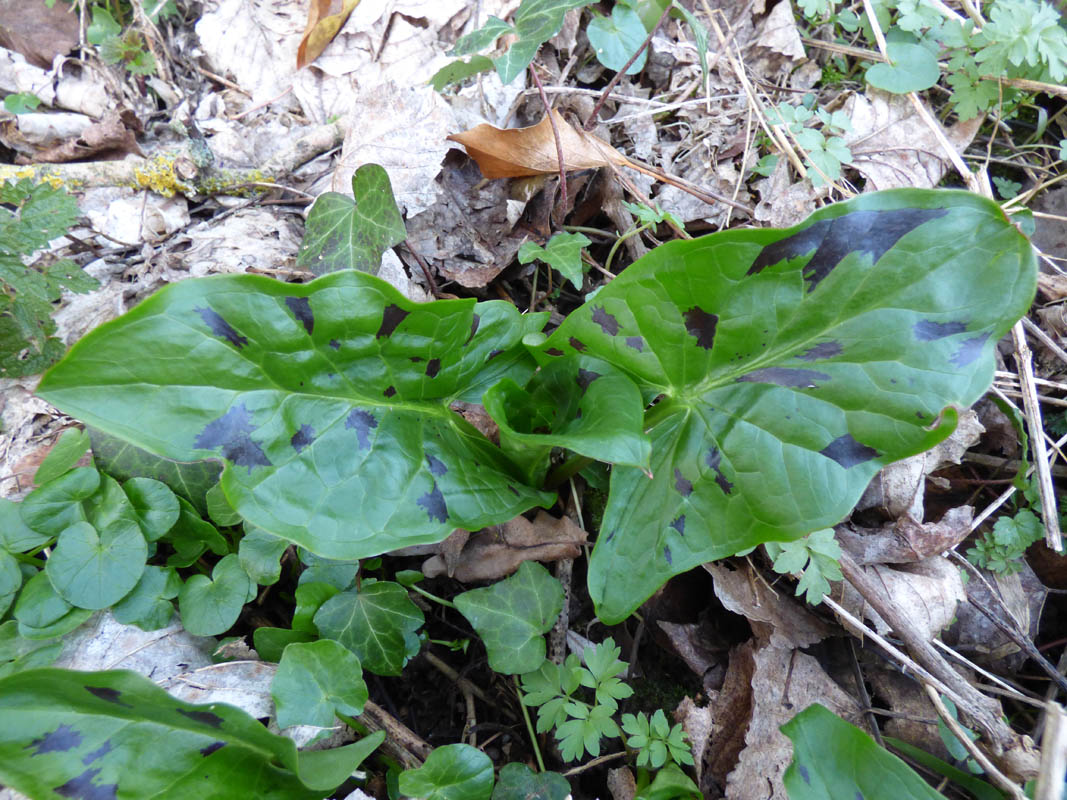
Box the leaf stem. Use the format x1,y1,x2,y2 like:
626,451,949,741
604,224,646,274
408,583,455,610
529,64,568,216
515,675,546,772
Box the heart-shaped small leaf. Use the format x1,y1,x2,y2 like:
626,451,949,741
111,565,181,630
313,581,423,676
293,581,340,632
0,620,62,678
518,232,591,290
238,527,288,586
0,498,49,552
271,639,368,729
178,554,253,636
866,41,940,93
37,270,553,562
454,561,564,674
399,743,494,800
491,762,571,800
587,5,649,74
296,164,407,276
45,520,147,609
13,572,92,639
19,467,99,538
254,628,316,662
123,477,180,540
164,497,228,567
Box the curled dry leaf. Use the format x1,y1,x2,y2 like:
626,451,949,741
447,108,629,178
835,506,975,566
297,0,361,70
421,510,586,582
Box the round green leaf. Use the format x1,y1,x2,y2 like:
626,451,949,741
313,581,423,676
398,743,494,800
178,554,252,636
13,571,92,639
253,627,316,662
587,5,648,74
865,41,940,93
271,639,368,729
0,498,50,552
454,561,563,674
239,526,288,585
112,565,181,630
33,427,91,485
491,762,570,800
0,550,22,617
45,520,147,609
19,467,99,538
123,477,180,540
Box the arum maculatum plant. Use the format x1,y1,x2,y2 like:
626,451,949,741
37,188,1037,622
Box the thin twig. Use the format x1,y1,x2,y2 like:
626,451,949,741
923,684,1028,800
1034,702,1067,800
529,64,568,216
401,243,440,298
584,2,674,131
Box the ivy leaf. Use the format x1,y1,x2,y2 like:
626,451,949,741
782,703,947,800
37,270,554,562
518,232,591,290
865,41,941,93
588,5,649,74
430,55,495,91
178,554,253,636
398,743,494,800
313,581,424,676
271,639,368,729
454,561,564,674
534,190,1036,623
491,762,571,800
295,164,407,276
44,519,147,610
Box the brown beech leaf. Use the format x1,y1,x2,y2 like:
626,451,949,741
296,0,360,70
447,109,630,179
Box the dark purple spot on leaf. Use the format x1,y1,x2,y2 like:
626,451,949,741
200,741,225,757
569,337,586,352
26,724,82,755
674,468,693,497
545,348,564,357
384,385,396,398
345,409,378,449
290,424,315,453
705,447,734,494
796,341,843,361
194,306,247,349
747,208,948,292
466,313,480,344
820,434,880,468
417,481,447,523
508,485,519,496
284,296,314,335
916,411,925,419
664,545,672,565
426,454,447,476
86,686,131,707
683,307,718,350
798,764,811,784
82,741,112,765
195,404,271,473
488,349,503,360
426,358,441,378
329,339,340,350
606,529,616,542
576,368,601,392
177,708,224,728
625,336,644,351
410,356,423,363
738,367,830,388
670,515,685,534
914,320,967,341
591,305,620,335
854,792,864,800
951,332,991,367
377,304,409,338
53,768,117,800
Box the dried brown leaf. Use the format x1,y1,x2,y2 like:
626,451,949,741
421,510,586,582
447,109,629,178
0,0,81,69
297,0,360,70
